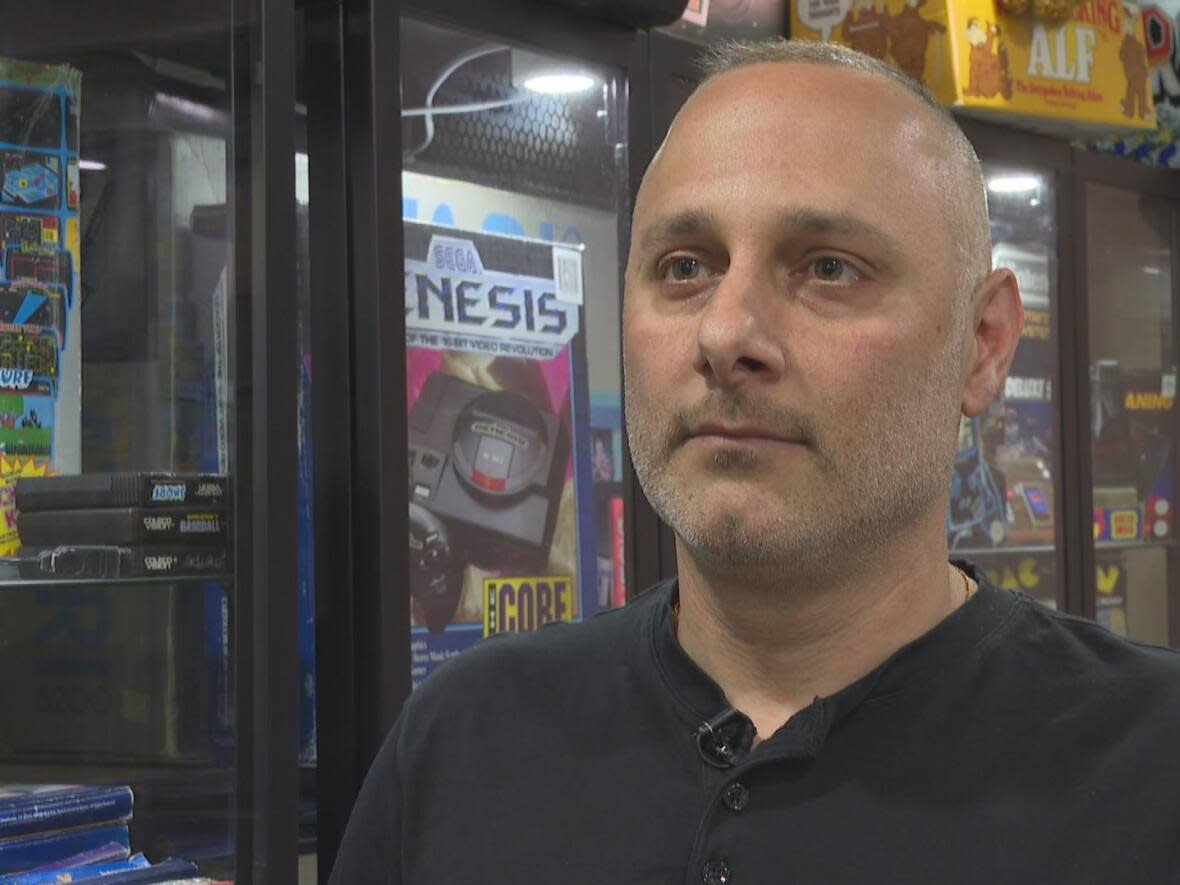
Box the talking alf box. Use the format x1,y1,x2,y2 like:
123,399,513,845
791,0,1157,135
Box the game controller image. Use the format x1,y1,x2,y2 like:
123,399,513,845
409,500,461,634
408,371,569,572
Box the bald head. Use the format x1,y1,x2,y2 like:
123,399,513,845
652,39,992,299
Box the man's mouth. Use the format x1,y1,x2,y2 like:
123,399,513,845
666,397,817,454
685,423,807,447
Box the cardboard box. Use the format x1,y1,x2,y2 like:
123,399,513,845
791,0,1157,135
1093,486,1142,541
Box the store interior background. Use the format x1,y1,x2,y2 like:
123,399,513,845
0,0,1177,882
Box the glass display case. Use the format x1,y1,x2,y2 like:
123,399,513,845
1083,180,1179,643
949,163,1062,609
2,3,1177,883
0,1,302,882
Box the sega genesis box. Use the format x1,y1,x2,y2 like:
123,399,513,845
404,221,597,687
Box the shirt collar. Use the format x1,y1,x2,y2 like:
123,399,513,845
642,561,1020,761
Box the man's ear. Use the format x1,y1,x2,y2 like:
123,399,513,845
961,268,1024,417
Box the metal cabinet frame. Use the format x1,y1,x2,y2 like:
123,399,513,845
1068,151,1180,630
232,0,300,882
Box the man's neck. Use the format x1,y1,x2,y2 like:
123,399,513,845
673,529,967,744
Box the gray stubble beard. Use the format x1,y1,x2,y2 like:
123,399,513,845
623,362,960,581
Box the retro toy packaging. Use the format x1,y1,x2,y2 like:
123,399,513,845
0,58,84,554
947,242,1057,553
1091,361,1174,542
404,221,597,687
792,0,1157,134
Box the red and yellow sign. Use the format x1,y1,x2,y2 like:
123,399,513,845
791,0,1157,134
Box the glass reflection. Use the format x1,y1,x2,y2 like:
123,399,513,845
1086,183,1175,644
948,165,1060,609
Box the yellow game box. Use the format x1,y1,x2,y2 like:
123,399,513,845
791,0,1157,135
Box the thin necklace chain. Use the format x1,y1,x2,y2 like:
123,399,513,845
671,567,977,621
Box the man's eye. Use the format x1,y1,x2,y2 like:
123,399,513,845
663,255,707,282
811,257,859,284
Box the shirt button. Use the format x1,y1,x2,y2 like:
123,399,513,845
722,782,750,812
702,859,731,884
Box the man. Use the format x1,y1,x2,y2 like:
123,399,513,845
331,40,1180,884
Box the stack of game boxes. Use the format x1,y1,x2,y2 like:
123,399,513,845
0,784,228,883
0,783,135,882
11,474,230,580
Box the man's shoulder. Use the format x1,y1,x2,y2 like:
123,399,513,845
1008,590,1179,660
998,589,1180,699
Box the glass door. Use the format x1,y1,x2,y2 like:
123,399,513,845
949,164,1062,609
1084,182,1179,643
399,18,630,687
0,2,303,882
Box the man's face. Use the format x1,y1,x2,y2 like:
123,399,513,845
623,62,972,572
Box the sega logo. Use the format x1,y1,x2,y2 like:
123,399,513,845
427,236,485,275
151,483,186,502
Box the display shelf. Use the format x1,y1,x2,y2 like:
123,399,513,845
1095,538,1178,552
953,544,1056,557
0,574,232,590
0,761,232,780
957,539,1177,557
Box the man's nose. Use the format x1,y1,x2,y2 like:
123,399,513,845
694,265,786,387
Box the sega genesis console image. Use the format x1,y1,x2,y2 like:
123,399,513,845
409,372,568,565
